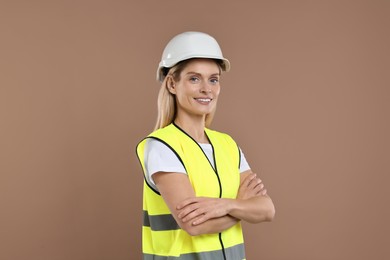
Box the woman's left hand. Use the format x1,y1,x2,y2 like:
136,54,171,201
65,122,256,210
176,197,232,226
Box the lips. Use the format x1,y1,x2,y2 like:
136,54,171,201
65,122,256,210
194,97,213,105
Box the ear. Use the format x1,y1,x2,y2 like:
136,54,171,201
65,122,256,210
167,76,177,94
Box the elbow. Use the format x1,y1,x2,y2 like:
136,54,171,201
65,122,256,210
262,196,276,222
252,200,276,224
179,222,202,236
264,203,276,222
186,228,201,237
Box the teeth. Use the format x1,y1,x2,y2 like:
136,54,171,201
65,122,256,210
196,98,211,102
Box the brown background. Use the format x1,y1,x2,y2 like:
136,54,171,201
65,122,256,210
1,0,389,259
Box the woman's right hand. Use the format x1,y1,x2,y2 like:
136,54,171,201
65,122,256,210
237,172,267,200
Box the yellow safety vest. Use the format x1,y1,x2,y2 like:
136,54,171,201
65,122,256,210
136,123,246,259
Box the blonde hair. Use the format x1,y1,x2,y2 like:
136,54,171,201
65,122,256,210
154,59,221,131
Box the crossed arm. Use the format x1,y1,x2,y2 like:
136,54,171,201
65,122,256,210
153,170,275,236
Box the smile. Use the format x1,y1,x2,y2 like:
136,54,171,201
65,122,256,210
195,98,212,102
194,98,212,102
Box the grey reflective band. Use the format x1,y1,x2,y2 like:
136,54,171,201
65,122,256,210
143,243,245,259
143,210,180,231
224,243,246,259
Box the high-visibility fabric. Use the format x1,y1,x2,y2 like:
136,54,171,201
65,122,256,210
136,123,246,259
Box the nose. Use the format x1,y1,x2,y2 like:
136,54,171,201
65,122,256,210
200,82,212,94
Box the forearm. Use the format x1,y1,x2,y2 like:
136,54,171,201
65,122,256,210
180,214,238,236
228,195,275,223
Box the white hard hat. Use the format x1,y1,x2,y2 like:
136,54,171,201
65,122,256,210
157,31,230,82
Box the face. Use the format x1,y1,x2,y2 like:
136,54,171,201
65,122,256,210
169,59,221,122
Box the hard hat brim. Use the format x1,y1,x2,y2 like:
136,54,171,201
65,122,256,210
156,56,230,82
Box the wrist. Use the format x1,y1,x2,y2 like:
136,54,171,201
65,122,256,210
225,198,238,215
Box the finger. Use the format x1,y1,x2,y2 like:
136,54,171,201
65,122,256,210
248,177,262,190
191,206,225,225
177,204,198,219
192,214,209,226
176,197,199,210
181,208,205,223
256,182,264,190
246,181,264,196
179,200,211,221
251,183,263,195
242,173,257,187
258,181,268,193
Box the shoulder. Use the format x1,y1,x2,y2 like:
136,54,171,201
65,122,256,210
149,124,177,138
205,128,237,145
137,124,177,150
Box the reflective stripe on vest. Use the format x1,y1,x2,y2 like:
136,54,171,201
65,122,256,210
136,123,245,259
143,243,245,260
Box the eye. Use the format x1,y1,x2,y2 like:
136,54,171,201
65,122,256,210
209,77,220,84
189,76,200,83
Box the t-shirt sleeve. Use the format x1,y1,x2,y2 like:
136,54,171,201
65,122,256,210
144,138,187,187
239,147,251,173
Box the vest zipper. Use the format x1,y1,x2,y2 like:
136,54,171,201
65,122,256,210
219,233,227,260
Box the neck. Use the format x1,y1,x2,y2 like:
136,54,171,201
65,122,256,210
174,116,209,144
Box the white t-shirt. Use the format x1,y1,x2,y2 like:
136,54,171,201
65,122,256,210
144,138,251,191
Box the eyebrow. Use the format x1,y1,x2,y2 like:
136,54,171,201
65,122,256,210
185,72,221,77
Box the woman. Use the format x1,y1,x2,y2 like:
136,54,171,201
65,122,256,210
136,31,275,259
